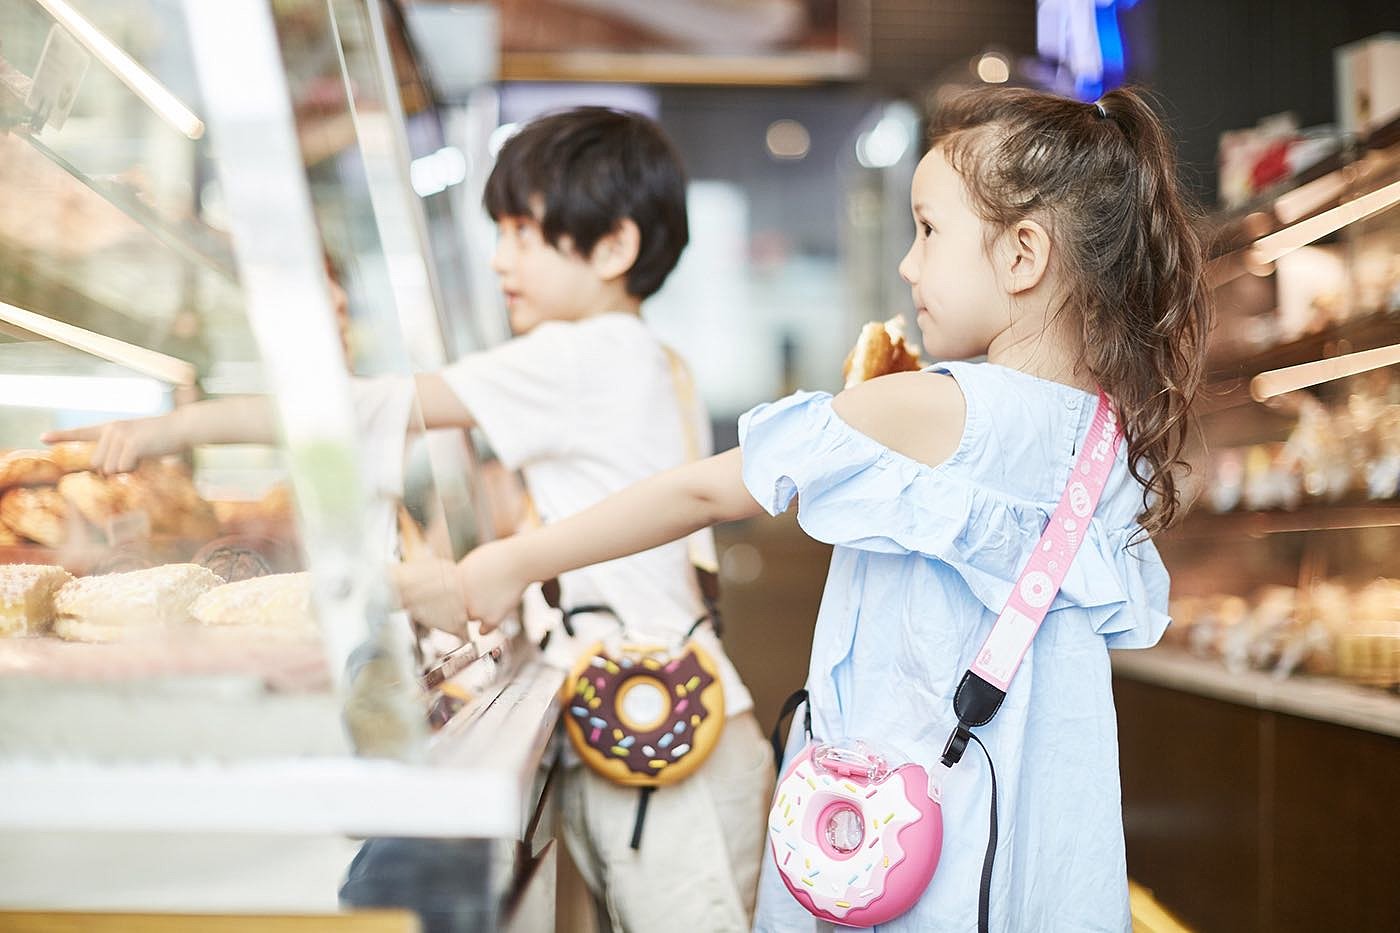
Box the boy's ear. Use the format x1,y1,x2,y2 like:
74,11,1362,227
588,218,641,283
1004,219,1052,295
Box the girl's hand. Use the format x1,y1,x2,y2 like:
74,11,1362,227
456,539,530,633
390,541,530,637
391,557,472,639
42,412,188,474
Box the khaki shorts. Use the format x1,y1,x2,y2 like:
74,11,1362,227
561,710,776,933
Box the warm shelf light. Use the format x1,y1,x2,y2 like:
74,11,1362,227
0,298,196,386
1248,178,1400,266
34,0,205,140
1250,340,1400,401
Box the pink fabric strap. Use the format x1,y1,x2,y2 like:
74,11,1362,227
969,391,1123,690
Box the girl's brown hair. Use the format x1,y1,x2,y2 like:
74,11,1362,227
931,85,1211,534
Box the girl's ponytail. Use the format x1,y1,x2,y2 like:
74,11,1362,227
1090,87,1210,534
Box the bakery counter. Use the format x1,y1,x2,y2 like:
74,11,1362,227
0,659,562,920
1111,645,1400,738
1113,648,1400,932
0,657,560,838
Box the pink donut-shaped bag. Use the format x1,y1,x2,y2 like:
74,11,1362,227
768,742,943,927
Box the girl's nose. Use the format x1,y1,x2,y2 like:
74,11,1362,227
897,242,917,285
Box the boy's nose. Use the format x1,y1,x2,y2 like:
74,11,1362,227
490,242,510,275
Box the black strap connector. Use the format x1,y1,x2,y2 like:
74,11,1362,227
941,723,974,768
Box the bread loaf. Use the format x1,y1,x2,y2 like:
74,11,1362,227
0,486,74,547
52,563,224,642
190,572,319,639
47,441,96,473
57,471,124,530
841,316,923,388
193,536,274,582
0,450,62,491
0,564,73,636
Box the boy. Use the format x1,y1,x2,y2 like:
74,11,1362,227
46,107,772,931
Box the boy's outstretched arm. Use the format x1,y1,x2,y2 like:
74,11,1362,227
393,447,762,635
41,372,473,475
42,396,278,474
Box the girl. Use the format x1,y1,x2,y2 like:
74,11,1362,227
398,85,1210,931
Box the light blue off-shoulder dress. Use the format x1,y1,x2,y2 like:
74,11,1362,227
740,361,1170,933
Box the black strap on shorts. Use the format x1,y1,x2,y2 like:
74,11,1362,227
629,786,655,851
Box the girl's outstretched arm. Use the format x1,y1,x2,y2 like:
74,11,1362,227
393,447,761,635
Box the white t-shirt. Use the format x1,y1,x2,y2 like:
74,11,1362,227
441,312,752,717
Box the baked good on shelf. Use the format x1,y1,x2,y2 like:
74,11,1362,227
841,316,923,388
0,450,62,491
190,572,318,639
212,484,296,539
52,563,224,642
0,524,22,546
0,486,75,547
0,564,74,637
57,471,125,531
257,484,295,524
46,441,96,473
193,536,275,582
134,460,219,539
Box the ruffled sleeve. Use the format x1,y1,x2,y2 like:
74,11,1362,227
737,390,1170,649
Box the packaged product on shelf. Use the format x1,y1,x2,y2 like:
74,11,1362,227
1336,579,1400,688
1242,443,1302,511
1206,448,1246,512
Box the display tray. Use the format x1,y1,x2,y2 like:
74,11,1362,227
0,629,330,692
1111,645,1400,738
0,534,299,575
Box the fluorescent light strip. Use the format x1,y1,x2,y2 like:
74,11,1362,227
1250,341,1400,401
34,0,205,140
0,298,196,386
0,373,165,413
1249,178,1400,266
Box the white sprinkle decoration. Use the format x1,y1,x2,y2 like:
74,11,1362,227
670,743,690,758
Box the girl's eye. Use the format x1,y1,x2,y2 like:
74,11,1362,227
920,222,933,237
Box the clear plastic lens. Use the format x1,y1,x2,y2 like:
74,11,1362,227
826,806,864,854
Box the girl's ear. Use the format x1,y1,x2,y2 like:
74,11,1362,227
1004,219,1052,295
589,218,641,283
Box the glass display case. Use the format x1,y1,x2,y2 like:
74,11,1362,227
0,0,559,924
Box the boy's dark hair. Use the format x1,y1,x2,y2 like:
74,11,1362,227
484,107,689,300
